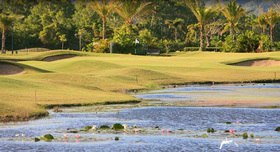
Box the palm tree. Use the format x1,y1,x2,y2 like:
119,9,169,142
115,0,155,26
256,8,267,34
0,13,23,53
89,0,117,39
216,0,246,39
185,0,217,51
165,18,185,42
264,7,280,42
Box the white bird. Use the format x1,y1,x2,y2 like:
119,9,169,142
15,134,19,137
123,124,128,130
220,138,239,149
92,125,96,131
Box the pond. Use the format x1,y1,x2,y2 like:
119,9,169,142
0,84,279,152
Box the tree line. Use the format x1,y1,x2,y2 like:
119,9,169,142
1,0,280,53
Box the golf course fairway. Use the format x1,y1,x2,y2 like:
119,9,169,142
0,50,279,121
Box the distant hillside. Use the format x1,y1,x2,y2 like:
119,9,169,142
206,0,280,15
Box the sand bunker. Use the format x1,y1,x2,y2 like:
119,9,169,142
0,63,25,75
232,59,280,67
42,54,77,62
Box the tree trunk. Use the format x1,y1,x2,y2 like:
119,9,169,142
262,26,265,35
2,27,6,51
230,23,234,40
199,24,205,51
62,42,64,50
175,28,177,42
206,35,210,47
270,26,273,42
103,18,106,39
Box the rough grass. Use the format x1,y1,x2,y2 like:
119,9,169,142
0,50,280,119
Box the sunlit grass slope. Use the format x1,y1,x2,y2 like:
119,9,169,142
0,50,280,119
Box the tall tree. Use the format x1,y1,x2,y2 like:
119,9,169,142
115,0,155,26
165,18,185,41
257,9,267,34
216,0,246,39
264,7,280,42
185,0,217,51
0,13,23,52
88,0,117,39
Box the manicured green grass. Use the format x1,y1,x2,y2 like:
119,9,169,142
0,50,280,119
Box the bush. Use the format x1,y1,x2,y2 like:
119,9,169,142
93,39,110,53
112,123,124,130
113,25,138,54
236,30,259,53
211,36,223,47
223,35,236,52
139,29,158,48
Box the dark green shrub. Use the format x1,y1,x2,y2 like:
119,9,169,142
112,123,124,130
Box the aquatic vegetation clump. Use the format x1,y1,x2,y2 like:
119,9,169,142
226,122,232,124
275,127,280,131
201,133,208,138
225,130,230,133
85,126,92,131
207,128,215,133
99,125,110,129
115,137,119,141
35,138,40,142
40,134,54,142
67,130,78,133
44,134,54,140
243,133,248,139
112,123,124,130
250,133,254,138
